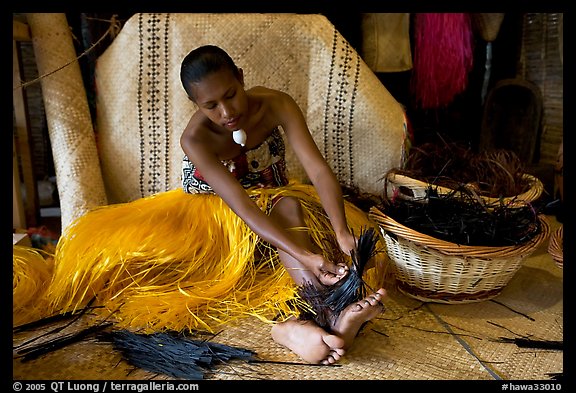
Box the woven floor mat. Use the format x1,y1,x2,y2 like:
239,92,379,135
13,223,562,381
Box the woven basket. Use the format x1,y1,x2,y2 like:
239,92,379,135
548,225,563,269
369,207,550,304
384,172,544,208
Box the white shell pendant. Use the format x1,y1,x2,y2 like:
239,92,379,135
232,129,247,146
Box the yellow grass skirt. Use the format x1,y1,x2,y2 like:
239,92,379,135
14,182,386,333
13,246,55,326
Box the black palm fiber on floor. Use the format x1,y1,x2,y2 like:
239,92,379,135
297,226,381,330
100,330,256,380
13,298,113,362
15,322,113,362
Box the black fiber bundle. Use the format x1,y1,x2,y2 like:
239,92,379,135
497,337,563,350
101,330,256,380
382,186,542,247
15,322,112,362
13,298,112,362
297,226,380,330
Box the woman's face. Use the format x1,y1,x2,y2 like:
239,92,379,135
190,68,248,131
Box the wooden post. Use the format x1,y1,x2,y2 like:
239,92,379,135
13,19,38,228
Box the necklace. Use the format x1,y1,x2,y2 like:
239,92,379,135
232,129,247,146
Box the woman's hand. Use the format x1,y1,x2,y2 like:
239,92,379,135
336,230,357,257
306,253,349,286
304,230,357,286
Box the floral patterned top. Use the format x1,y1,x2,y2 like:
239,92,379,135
182,127,289,194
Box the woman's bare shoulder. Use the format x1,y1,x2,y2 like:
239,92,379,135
250,87,298,115
180,115,216,150
248,86,291,101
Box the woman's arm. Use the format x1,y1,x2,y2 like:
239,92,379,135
276,92,357,255
181,131,347,283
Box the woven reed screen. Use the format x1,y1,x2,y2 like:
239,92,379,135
517,13,563,167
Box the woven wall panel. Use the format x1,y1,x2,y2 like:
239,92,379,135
95,13,406,203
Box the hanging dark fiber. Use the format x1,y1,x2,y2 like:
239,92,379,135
100,330,256,380
296,226,381,330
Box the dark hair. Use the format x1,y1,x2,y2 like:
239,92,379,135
180,45,240,100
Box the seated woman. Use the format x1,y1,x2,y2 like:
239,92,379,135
34,45,387,365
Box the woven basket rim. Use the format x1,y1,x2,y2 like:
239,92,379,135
385,172,543,207
369,206,550,259
547,225,563,267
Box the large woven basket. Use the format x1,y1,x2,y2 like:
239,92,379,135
384,172,544,208
369,207,550,304
548,225,563,269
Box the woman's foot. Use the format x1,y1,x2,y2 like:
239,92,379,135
271,318,346,365
271,288,387,364
330,288,387,349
